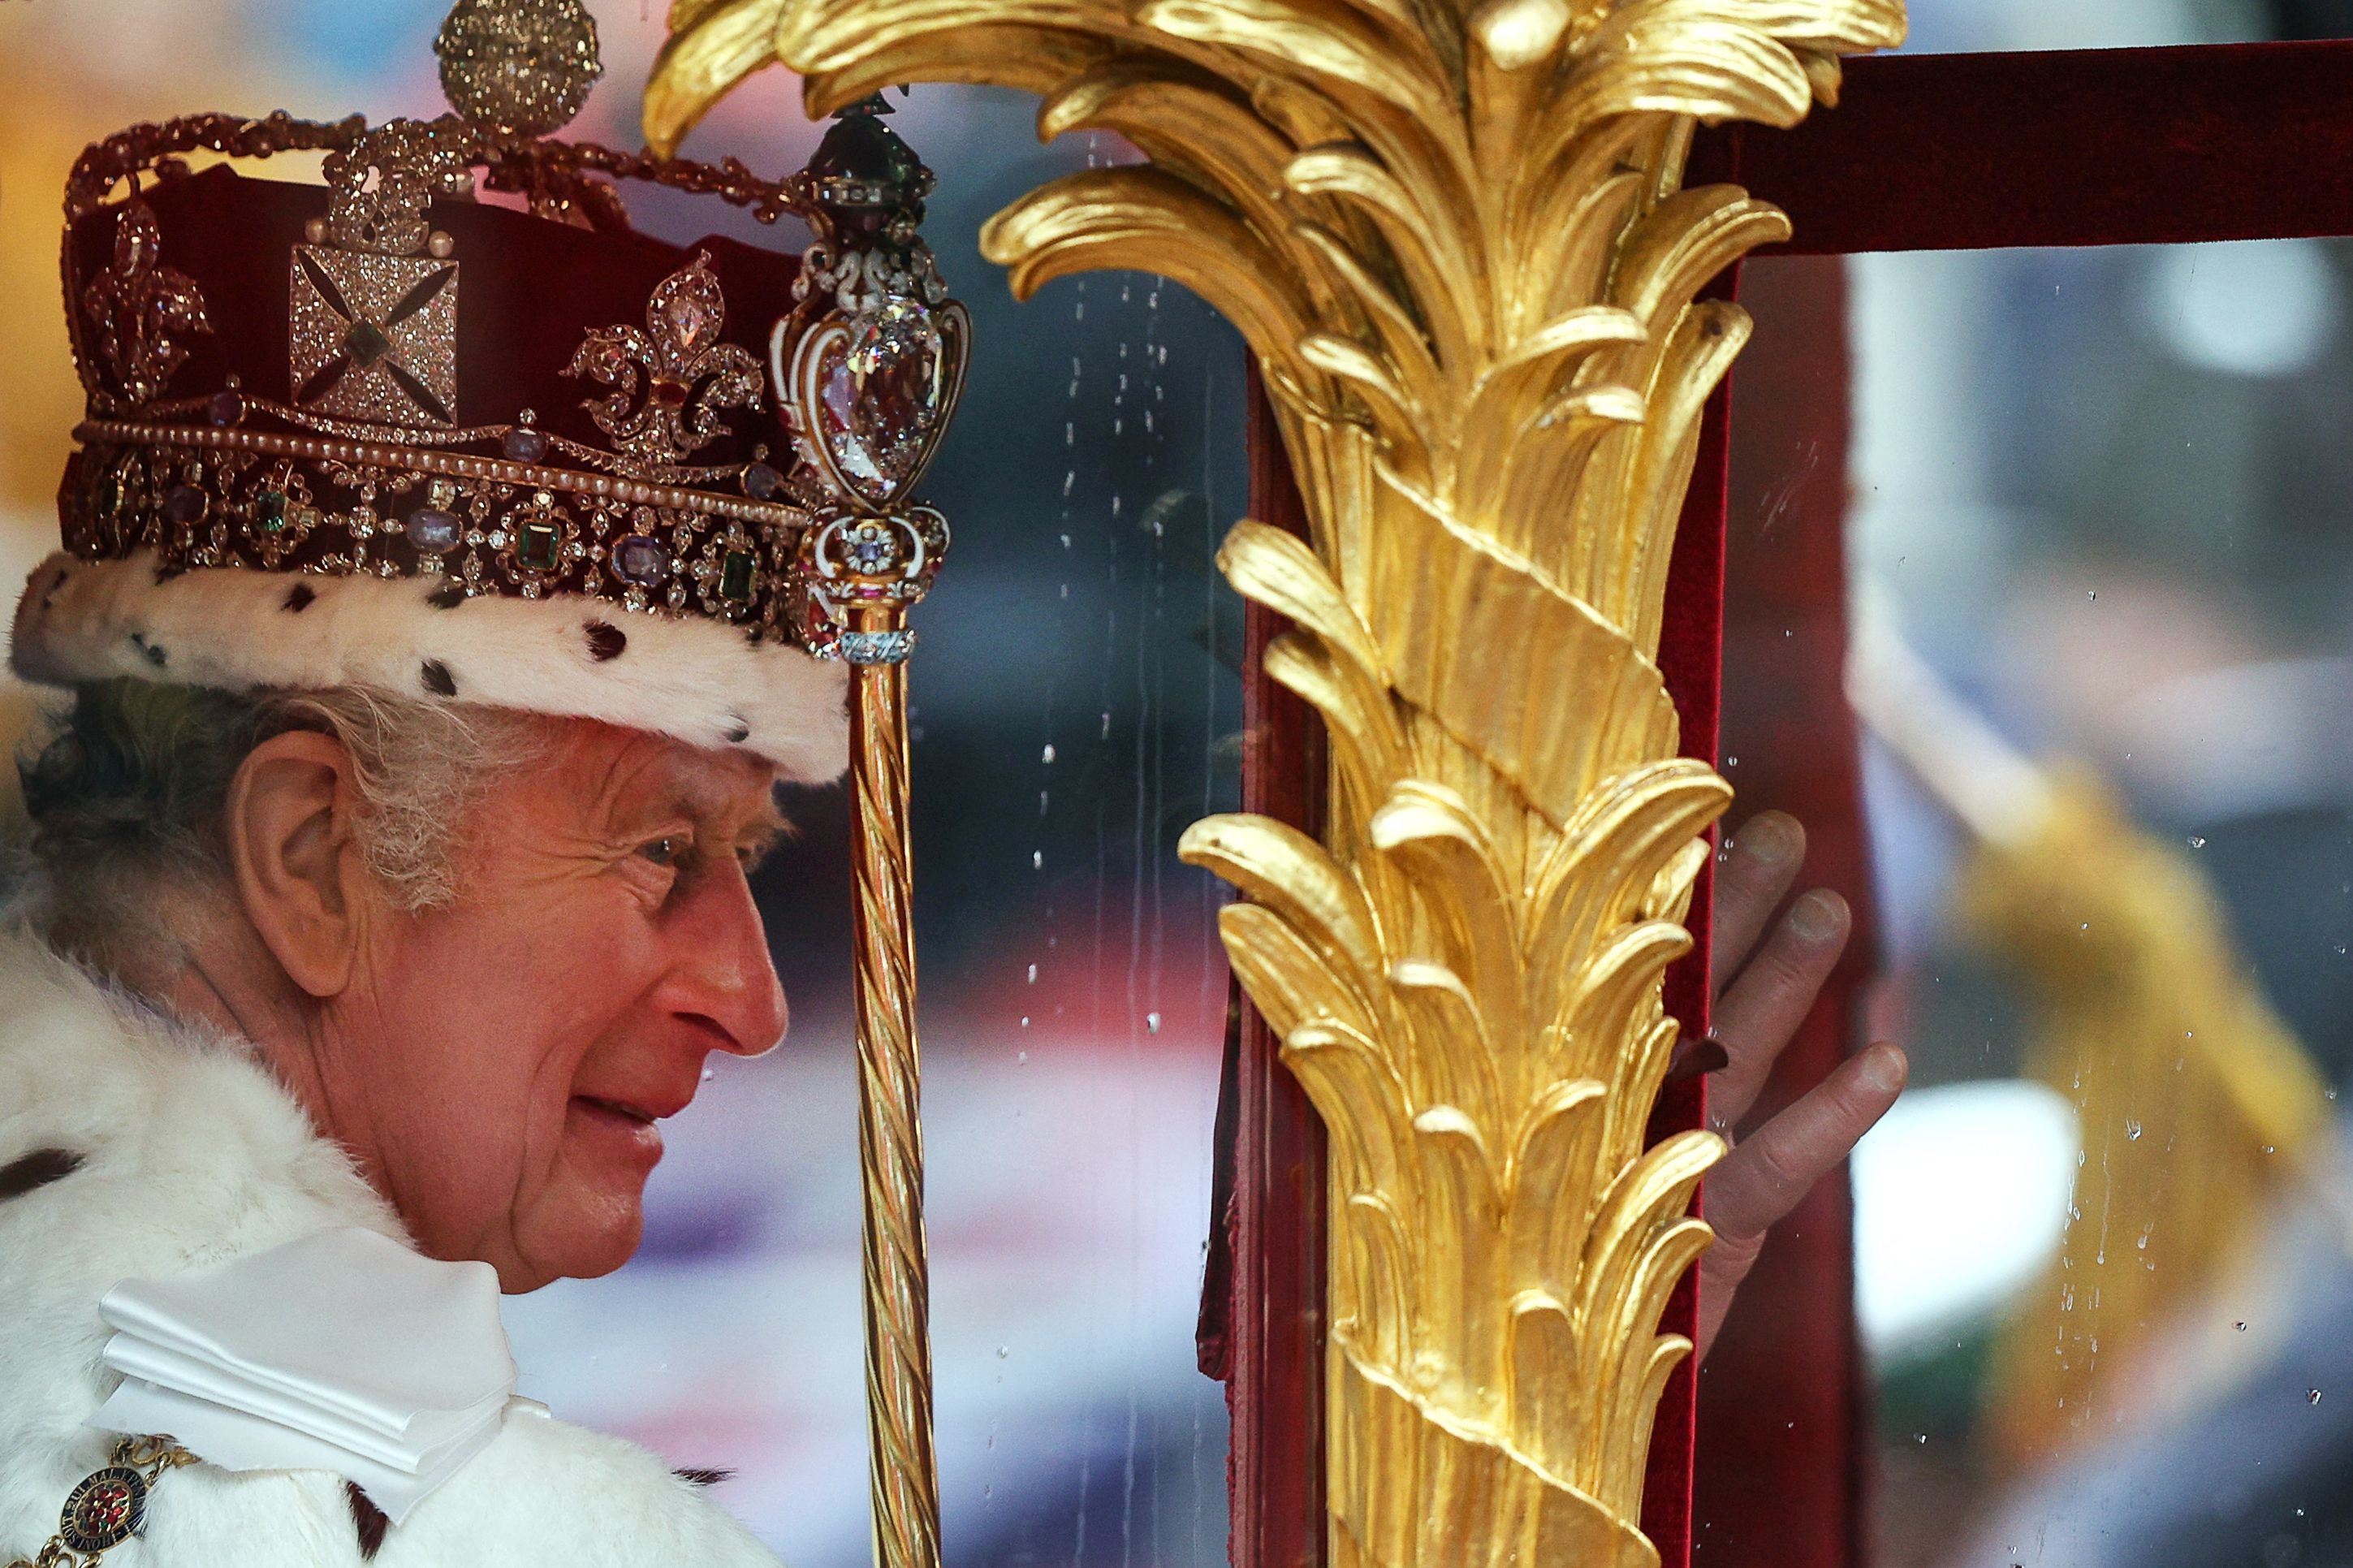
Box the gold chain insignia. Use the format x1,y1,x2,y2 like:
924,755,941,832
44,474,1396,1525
6,1436,196,1568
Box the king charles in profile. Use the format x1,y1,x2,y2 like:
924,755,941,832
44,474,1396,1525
0,39,1900,1568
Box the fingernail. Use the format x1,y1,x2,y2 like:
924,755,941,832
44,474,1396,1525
1741,814,1798,865
1789,889,1846,941
1860,1043,1907,1094
1664,1035,1731,1085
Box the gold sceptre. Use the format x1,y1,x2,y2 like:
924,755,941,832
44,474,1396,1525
775,97,971,1568
651,0,1905,1562
1849,603,2342,1467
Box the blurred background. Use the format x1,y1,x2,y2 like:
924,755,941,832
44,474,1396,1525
0,4,1246,1564
1730,2,2353,1566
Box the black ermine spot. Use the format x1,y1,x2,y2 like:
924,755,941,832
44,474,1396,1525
584,620,627,661
283,583,316,612
420,659,457,697
427,584,468,609
0,1147,83,1202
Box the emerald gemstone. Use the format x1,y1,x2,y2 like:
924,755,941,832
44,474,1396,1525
343,319,393,368
719,548,756,603
255,490,289,533
518,520,563,572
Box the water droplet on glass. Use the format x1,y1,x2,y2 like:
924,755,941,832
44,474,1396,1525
1042,743,1056,763
2126,1119,2143,1140
1032,849,1043,870
997,1346,1010,1359
2187,835,2207,849
2237,1320,2249,1331
1026,964,1038,984
2311,1388,2324,1406
702,1067,715,1082
1146,1011,1161,1034
2087,590,2098,600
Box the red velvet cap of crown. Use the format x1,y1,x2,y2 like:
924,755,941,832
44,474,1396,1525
63,162,803,468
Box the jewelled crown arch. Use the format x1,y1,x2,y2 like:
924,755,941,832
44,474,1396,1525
649,0,1900,1563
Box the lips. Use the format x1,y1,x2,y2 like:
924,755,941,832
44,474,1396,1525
576,1095,659,1124
571,1082,696,1124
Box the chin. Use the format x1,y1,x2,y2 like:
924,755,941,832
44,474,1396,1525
507,1199,645,1291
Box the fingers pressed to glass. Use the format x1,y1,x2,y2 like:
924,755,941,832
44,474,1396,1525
1708,810,1807,995
1708,888,1852,1132
1702,1041,1909,1248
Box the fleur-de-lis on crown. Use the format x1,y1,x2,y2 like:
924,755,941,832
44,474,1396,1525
80,201,211,412
563,252,762,471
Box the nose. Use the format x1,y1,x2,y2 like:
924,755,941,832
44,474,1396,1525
659,857,789,1056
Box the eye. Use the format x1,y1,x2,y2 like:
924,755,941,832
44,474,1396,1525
637,835,686,868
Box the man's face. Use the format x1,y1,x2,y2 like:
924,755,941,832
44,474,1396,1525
326,718,790,1291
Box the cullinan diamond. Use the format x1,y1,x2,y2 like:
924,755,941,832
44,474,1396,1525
818,298,942,503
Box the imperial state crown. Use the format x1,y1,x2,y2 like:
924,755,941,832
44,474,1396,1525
15,6,967,780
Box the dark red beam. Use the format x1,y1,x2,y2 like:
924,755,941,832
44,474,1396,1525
1718,40,2353,254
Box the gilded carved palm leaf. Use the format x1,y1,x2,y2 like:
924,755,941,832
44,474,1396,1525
650,0,1900,1562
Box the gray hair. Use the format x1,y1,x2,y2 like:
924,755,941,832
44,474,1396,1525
15,679,539,978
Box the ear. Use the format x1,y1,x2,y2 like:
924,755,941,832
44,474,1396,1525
223,729,373,999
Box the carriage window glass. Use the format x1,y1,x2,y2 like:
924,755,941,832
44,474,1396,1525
0,6,1245,1563
1723,236,2353,1567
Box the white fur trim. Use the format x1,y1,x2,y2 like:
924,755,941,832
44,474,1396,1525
0,925,785,1566
11,552,848,783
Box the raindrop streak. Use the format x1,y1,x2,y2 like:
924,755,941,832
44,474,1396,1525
2312,1389,2325,1406
2187,835,2207,849
2126,1119,2143,1141
1146,1012,1162,1035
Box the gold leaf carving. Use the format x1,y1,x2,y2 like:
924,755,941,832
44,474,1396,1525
650,0,1902,1558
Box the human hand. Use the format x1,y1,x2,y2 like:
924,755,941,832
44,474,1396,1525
1690,810,1907,1363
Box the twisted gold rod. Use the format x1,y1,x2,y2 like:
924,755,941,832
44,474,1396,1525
848,613,943,1568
